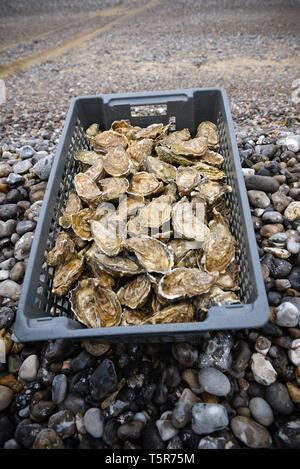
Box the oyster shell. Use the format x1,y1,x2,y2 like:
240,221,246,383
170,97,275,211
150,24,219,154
92,130,128,152
74,150,102,166
121,308,151,326
142,302,195,324
117,274,152,309
85,243,144,277
74,173,101,206
137,194,173,228
116,195,146,219
59,192,82,229
167,239,199,264
111,120,141,139
47,232,75,266
176,249,202,268
52,254,84,296
128,172,164,197
195,286,240,312
196,121,219,150
176,166,201,196
90,216,125,257
135,123,166,140
86,123,100,139
202,209,236,273
84,158,105,182
70,278,122,328
125,235,174,273
156,145,198,166
192,162,227,180
127,216,148,237
71,208,96,240
143,156,176,183
99,177,129,201
200,150,223,167
152,230,173,242
172,197,209,242
216,261,239,291
171,136,208,157
196,180,232,205
103,146,131,177
157,128,191,147
158,267,217,300
127,139,154,167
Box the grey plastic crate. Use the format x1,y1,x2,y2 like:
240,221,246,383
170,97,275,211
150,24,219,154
15,88,269,343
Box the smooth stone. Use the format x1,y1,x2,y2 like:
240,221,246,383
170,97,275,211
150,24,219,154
83,341,110,357
48,410,76,439
245,175,279,193
117,420,144,441
274,418,300,449
264,382,294,415
142,423,165,449
90,359,118,400
248,190,270,209
172,388,200,429
198,332,233,371
16,220,36,235
260,224,284,238
10,261,25,282
250,353,277,386
59,393,88,414
249,397,274,426
30,401,57,422
254,336,271,355
52,374,68,405
83,408,104,439
0,280,22,300
156,420,178,441
167,436,184,449
231,340,251,373
275,302,299,327
0,306,14,329
7,355,22,374
198,367,231,396
181,369,203,394
4,438,20,449
20,145,35,159
0,270,9,281
15,420,42,448
70,349,96,373
271,191,292,212
32,428,64,449
18,354,39,382
192,403,229,435
286,382,300,403
0,384,14,411
288,339,300,366
284,201,300,222
231,416,272,448
0,204,17,220
6,173,24,185
0,220,16,238
262,211,284,224
288,266,300,290
13,160,32,175
14,231,35,260
172,343,198,367
0,258,16,270
44,339,80,362
0,162,12,177
32,154,53,181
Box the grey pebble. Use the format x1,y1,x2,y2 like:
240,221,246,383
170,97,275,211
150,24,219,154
249,397,274,426
13,160,32,175
52,374,68,405
84,408,105,439
198,367,231,396
192,403,229,435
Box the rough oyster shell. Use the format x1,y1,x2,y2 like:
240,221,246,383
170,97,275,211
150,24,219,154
156,145,198,166
176,166,201,196
84,158,105,182
195,286,240,312
157,128,191,147
200,150,224,167
216,261,240,291
135,123,167,140
111,120,141,139
143,156,176,183
116,195,146,219
74,173,101,206
59,192,82,229
74,150,102,166
172,197,209,242
176,249,202,268
158,267,217,300
86,123,100,139
142,301,195,324
92,130,128,152
202,209,236,273
167,239,199,264
52,254,84,296
125,235,174,273
121,308,151,326
70,278,122,328
90,216,126,257
71,208,96,240
137,194,173,228
196,121,219,150
47,232,75,267
128,172,164,197
171,136,208,157
117,274,152,309
103,146,131,177
196,180,232,205
127,139,154,168
192,162,227,180
99,177,129,201
127,216,148,237
85,243,144,277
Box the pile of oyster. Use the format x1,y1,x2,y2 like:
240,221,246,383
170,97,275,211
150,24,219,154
47,120,241,328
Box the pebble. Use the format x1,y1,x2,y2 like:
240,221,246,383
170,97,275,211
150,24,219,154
14,231,35,260
286,382,300,403
0,270,9,281
262,210,284,224
172,343,198,367
254,336,271,355
83,341,110,357
156,419,178,441
0,220,16,239
15,420,42,448
19,145,35,159
70,349,96,373
172,388,200,428
198,367,231,396
90,359,118,400
275,302,299,327
264,382,294,415
0,162,12,177
192,403,229,435
198,332,233,371
0,384,14,411
52,374,68,405
250,353,277,386
32,428,64,449
13,160,32,175
231,340,251,373
0,204,17,220
32,154,53,180
30,401,57,422
10,261,25,282
247,190,270,208
181,369,203,394
249,397,274,426
4,439,20,449
288,339,300,366
117,420,144,441
18,354,39,382
245,175,279,193
142,422,165,449
274,418,300,449
230,416,272,448
16,220,36,235
0,279,22,299
271,191,292,212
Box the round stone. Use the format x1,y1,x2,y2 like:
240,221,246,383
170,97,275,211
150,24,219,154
16,220,36,235
0,279,22,300
264,382,294,415
48,410,76,439
13,160,32,175
32,428,64,449
285,202,300,222
231,416,272,448
83,341,110,357
248,190,270,209
0,220,16,239
32,154,53,181
117,420,144,441
288,339,300,366
14,232,35,260
249,397,274,426
250,353,277,386
156,420,178,441
18,354,39,382
198,367,231,396
192,403,229,435
0,204,18,220
90,359,118,400
262,211,284,224
275,302,299,327
84,408,104,438
0,385,14,411
245,175,279,193
20,145,35,159
52,374,68,405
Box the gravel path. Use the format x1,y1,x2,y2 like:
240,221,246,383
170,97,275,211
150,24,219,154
0,0,300,450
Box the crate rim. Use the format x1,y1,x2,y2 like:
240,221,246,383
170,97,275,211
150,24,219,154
14,87,269,342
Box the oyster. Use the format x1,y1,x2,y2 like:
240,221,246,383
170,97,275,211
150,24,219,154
196,180,232,205
52,254,84,296
70,278,122,328
128,172,164,197
125,235,174,273
158,267,217,300
74,150,102,166
116,195,146,219
121,308,150,326
171,136,208,157
111,120,141,139
172,197,209,242
142,302,195,324
195,286,240,312
157,128,191,147
117,274,152,309
152,230,173,242
156,145,198,166
86,123,100,139
127,216,148,237
176,249,202,268
196,121,219,150
103,146,131,177
137,194,173,228
143,156,176,183
99,177,129,201
135,123,166,140
47,232,75,266
74,173,101,206
71,208,96,240
127,139,154,167
90,216,125,257
92,130,128,152
167,239,199,264
85,243,144,277
176,166,200,196
59,192,82,229
192,162,227,180
216,261,239,291
84,158,105,182
200,150,224,167
202,209,236,273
